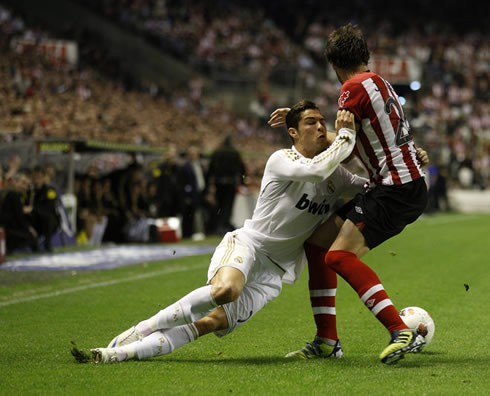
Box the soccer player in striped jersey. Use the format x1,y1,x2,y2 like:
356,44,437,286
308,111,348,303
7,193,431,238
71,101,366,364
283,24,428,364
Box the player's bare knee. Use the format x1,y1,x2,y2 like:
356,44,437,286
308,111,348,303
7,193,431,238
195,317,213,334
211,283,241,305
195,309,229,335
207,314,228,332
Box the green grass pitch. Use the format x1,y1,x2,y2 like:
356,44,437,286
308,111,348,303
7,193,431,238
1,212,489,395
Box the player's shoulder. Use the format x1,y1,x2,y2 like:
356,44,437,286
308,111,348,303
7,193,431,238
340,72,378,110
342,72,376,92
346,71,376,84
264,149,302,177
268,148,301,163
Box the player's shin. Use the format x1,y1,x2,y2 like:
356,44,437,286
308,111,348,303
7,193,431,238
136,285,217,335
305,243,339,344
134,325,199,360
325,250,406,333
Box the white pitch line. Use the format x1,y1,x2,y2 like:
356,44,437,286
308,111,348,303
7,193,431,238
0,262,207,308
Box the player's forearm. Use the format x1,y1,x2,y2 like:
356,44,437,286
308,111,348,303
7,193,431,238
306,128,357,182
347,175,369,194
274,128,356,183
270,128,356,183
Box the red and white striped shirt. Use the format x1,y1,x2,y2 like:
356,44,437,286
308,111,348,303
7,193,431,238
338,71,424,185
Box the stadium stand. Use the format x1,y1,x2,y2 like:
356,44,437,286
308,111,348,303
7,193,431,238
0,1,489,252
72,0,489,194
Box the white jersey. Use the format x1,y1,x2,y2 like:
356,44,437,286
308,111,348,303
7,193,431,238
236,128,367,284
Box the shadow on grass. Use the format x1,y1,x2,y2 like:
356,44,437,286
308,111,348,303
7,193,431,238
139,356,303,366
129,349,490,369
378,351,490,369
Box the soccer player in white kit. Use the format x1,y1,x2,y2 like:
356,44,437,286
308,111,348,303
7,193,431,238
71,101,366,364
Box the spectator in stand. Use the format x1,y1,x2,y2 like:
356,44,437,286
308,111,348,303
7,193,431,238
124,177,153,243
154,145,183,218
146,179,160,219
74,174,94,243
3,155,21,184
29,166,60,252
86,178,108,245
180,145,206,240
426,163,450,213
100,176,125,243
207,135,246,235
0,171,39,253
119,162,145,217
44,162,65,194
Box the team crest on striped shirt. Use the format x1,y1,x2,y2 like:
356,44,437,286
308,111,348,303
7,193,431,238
234,256,243,264
338,90,350,108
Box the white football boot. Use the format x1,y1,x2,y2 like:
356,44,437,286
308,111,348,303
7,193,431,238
91,348,121,363
107,326,144,348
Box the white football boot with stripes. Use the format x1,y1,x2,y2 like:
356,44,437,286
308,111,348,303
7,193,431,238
91,347,121,363
107,326,144,348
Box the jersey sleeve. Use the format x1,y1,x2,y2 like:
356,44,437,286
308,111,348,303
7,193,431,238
266,128,356,183
334,166,368,195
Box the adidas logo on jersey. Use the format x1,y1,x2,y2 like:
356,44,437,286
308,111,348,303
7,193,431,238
295,193,330,215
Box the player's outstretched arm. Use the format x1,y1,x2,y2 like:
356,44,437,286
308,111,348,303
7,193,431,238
268,127,356,183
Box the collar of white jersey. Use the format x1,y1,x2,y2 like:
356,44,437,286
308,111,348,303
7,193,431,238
291,145,305,158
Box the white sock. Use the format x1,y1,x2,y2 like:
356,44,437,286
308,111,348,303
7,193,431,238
116,344,136,361
134,324,198,360
136,285,217,335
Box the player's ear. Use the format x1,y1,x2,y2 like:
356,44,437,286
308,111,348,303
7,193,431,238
288,127,298,141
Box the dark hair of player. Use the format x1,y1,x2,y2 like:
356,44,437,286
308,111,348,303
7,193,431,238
324,23,370,70
286,100,320,130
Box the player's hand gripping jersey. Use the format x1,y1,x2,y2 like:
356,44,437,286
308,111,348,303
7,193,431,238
237,128,367,284
338,72,424,186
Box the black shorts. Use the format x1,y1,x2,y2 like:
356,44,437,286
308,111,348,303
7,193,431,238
336,178,428,249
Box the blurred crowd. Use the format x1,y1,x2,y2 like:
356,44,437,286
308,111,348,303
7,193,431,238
0,134,247,253
38,1,490,191
0,158,62,253
0,1,489,253
0,3,285,156
76,0,316,84
293,2,490,194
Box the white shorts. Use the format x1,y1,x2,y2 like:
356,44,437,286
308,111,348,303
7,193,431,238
207,231,283,337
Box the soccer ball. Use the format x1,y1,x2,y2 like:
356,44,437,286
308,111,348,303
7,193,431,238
399,306,435,345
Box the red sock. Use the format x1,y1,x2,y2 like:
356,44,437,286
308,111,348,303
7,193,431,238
305,243,338,341
325,250,406,333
